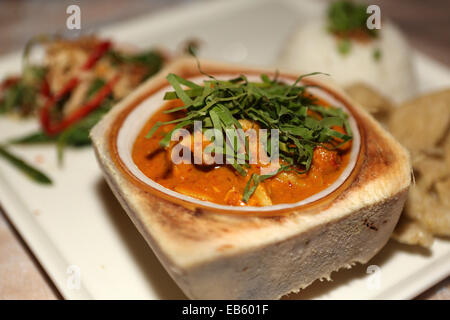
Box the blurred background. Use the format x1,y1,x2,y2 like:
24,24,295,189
0,0,449,65
0,0,448,300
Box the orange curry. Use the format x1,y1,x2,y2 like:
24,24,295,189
132,97,352,207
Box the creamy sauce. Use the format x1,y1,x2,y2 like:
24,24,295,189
132,97,351,206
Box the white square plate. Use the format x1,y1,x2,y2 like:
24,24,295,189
0,0,449,299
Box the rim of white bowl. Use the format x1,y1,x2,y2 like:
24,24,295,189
117,74,361,212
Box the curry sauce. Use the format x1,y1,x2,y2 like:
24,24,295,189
132,96,352,206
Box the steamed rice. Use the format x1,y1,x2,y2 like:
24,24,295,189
278,21,417,103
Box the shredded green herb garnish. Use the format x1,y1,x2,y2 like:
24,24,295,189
373,48,382,61
0,66,46,116
108,49,164,80
328,1,378,37
338,39,352,55
146,71,353,203
328,1,379,55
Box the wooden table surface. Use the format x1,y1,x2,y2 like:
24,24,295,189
0,0,448,300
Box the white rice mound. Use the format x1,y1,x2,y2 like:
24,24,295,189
278,21,417,103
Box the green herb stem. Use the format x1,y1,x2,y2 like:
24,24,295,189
0,145,52,184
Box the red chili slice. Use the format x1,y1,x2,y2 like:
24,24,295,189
46,75,119,135
81,40,111,70
40,77,51,98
